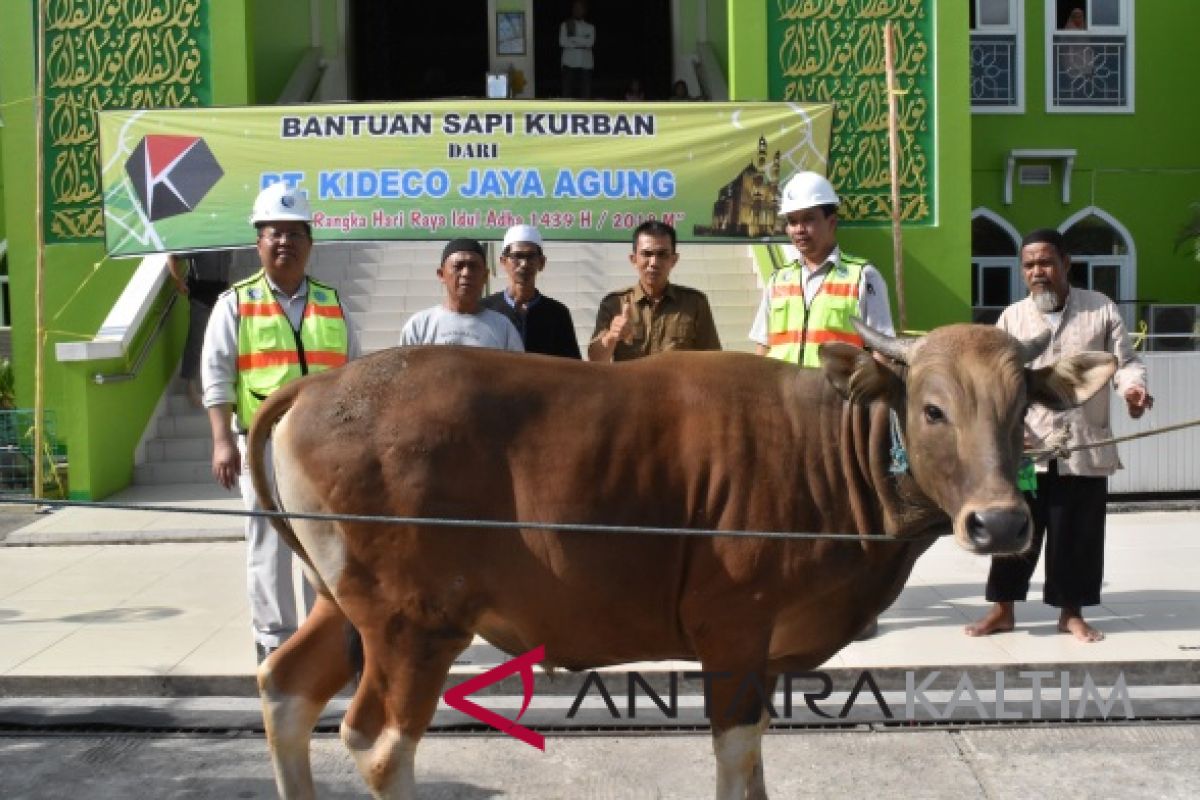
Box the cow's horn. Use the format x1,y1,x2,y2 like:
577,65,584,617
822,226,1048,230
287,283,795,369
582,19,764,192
1016,328,1052,364
851,317,921,364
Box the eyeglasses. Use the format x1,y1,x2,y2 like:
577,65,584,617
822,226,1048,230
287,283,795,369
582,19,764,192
503,250,542,263
258,229,310,244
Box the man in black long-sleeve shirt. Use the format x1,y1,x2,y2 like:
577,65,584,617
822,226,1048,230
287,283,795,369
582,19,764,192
482,225,582,359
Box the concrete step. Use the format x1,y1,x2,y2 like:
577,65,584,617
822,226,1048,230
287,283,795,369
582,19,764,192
158,413,209,439
133,459,213,485
145,436,211,463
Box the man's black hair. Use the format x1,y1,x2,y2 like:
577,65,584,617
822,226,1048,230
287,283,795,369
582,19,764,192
1021,227,1068,261
632,220,677,252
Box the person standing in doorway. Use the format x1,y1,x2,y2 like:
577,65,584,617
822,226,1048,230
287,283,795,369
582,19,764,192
560,1,595,99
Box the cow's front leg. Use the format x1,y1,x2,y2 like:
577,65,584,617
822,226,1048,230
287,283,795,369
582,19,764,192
259,594,357,799
745,709,772,800
340,619,472,799
701,658,775,800
712,702,773,800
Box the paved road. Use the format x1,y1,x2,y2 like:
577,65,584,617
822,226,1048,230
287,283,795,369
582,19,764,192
2,723,1199,798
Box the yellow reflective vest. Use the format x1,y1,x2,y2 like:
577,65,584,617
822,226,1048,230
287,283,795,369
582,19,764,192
766,255,867,366
234,271,348,430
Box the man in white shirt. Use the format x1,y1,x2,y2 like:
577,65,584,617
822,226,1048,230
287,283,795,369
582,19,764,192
749,171,894,365
201,183,359,664
964,227,1151,643
748,171,893,640
559,1,595,99
400,238,524,352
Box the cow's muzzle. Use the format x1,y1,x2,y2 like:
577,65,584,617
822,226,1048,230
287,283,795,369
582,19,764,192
963,507,1030,554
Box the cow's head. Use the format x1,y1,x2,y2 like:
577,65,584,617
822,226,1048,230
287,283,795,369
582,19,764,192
819,321,1116,554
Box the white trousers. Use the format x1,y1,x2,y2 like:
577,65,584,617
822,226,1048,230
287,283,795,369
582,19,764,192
237,434,315,648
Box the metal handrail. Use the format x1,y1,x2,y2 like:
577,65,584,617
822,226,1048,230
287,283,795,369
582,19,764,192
92,289,180,384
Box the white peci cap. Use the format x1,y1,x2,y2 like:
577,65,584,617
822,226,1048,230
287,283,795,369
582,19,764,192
502,224,543,250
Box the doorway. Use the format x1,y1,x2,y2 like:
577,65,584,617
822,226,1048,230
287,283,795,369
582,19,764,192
349,1,490,100
531,0,673,100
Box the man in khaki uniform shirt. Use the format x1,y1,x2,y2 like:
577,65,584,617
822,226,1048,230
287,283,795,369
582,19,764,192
589,220,721,361
965,228,1151,643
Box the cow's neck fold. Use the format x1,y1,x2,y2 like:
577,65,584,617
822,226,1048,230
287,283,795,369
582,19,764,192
843,396,946,539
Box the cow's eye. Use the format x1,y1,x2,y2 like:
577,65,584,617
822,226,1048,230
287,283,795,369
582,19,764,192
923,404,946,424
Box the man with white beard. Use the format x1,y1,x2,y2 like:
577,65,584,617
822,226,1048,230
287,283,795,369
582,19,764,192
965,228,1152,642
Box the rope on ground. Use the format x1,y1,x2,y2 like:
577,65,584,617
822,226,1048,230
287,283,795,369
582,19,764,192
0,496,943,544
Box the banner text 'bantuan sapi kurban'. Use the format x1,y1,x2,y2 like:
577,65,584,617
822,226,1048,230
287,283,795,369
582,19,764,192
97,101,833,255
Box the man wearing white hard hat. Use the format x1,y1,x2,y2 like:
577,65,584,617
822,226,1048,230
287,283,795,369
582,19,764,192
481,225,581,358
748,171,894,366
749,171,893,640
200,181,359,664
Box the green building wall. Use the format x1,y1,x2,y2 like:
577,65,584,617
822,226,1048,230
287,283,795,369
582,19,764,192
971,3,1200,310
730,2,974,332
0,0,317,498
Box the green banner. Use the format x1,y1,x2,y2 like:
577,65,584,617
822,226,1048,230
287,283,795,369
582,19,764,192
97,101,833,256
766,0,934,225
43,0,212,243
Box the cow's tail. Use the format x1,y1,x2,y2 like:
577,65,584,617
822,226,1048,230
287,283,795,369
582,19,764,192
246,379,318,575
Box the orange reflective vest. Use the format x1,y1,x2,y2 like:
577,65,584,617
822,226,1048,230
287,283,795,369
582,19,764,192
234,271,348,430
765,255,866,366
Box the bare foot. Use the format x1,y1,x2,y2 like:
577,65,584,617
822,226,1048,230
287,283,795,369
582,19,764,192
964,602,1015,637
1058,610,1104,642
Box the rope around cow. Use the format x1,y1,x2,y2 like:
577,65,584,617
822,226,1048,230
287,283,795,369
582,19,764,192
0,495,940,543
3,417,1196,544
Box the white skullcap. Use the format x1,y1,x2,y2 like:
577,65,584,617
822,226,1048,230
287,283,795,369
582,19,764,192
502,224,543,249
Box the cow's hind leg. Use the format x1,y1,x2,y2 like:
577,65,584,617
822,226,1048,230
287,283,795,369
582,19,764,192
340,620,472,799
259,594,356,800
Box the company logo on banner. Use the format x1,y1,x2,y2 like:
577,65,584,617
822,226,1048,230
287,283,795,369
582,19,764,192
97,101,833,256
124,135,224,222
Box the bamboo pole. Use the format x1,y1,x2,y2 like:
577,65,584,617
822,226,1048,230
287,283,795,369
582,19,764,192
884,20,907,332
33,0,47,500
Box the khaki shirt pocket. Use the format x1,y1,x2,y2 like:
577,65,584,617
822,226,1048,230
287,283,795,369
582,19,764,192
666,319,696,349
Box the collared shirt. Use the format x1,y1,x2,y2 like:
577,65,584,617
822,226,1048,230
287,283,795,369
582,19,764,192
201,272,360,409
748,247,895,345
997,288,1147,477
559,19,595,69
590,282,721,361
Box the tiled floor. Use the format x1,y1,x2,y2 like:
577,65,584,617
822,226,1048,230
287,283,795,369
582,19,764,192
0,488,1197,681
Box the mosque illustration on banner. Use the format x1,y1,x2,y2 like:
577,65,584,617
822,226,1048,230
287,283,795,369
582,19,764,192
693,135,785,239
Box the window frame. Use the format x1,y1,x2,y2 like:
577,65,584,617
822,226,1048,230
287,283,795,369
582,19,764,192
1058,206,1138,330
969,209,1024,324
1045,0,1136,114
970,0,1026,114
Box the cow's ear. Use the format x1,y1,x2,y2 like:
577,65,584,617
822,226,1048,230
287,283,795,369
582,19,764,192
819,343,902,402
1027,352,1117,410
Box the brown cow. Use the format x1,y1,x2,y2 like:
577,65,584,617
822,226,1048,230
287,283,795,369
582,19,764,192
248,321,1115,799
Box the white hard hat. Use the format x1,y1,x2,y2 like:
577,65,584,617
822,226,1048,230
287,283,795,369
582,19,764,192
502,224,543,250
778,171,839,215
250,182,312,225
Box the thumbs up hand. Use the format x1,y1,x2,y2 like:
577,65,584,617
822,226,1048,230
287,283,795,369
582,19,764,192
609,295,634,345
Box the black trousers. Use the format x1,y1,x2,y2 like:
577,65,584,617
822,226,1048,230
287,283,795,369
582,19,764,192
985,461,1108,608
